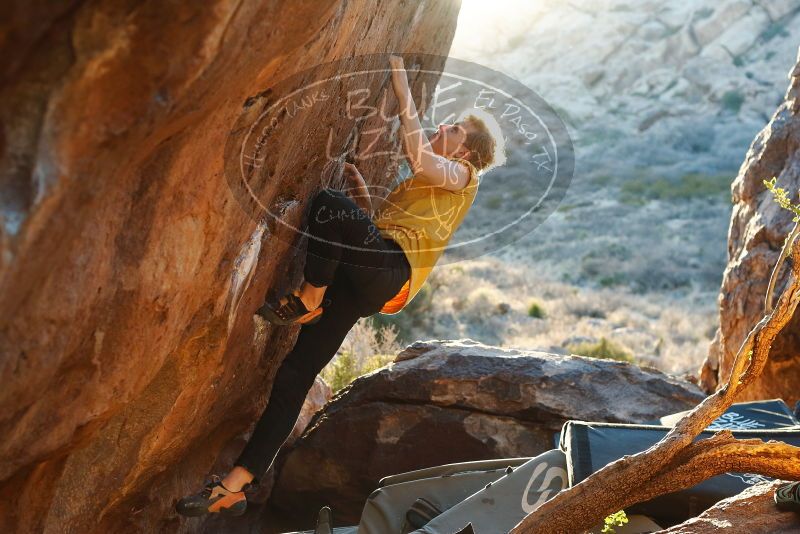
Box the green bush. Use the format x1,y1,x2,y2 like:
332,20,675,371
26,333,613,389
763,177,800,259
557,203,576,213
591,174,614,187
761,21,789,42
566,337,633,363
511,185,530,198
619,172,731,205
527,300,546,318
602,511,629,533
320,350,395,394
599,274,626,287
486,194,503,209
694,7,713,20
721,90,744,113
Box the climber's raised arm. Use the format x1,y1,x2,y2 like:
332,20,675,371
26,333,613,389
389,55,471,192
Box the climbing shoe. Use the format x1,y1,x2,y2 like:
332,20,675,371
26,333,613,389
775,480,800,512
175,475,251,517
257,290,330,326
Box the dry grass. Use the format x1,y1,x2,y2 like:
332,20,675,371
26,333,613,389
326,188,726,385
320,317,405,393
381,256,717,376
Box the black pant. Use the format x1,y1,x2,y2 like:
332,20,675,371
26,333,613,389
235,188,410,481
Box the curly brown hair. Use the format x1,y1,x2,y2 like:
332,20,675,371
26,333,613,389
460,114,498,172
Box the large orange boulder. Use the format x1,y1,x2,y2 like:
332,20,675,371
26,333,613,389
0,1,459,531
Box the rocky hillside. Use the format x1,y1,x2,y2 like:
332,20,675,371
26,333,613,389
0,1,459,532
453,0,800,182
388,1,800,379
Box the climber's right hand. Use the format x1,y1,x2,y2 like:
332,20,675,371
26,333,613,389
343,162,365,186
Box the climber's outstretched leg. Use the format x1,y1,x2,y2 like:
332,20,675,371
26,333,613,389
176,276,363,517
176,267,407,516
176,190,410,515
243,281,367,468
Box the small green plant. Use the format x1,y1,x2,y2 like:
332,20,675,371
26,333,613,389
557,203,578,213
512,185,530,198
763,177,800,220
320,350,394,393
320,317,403,393
591,174,614,187
602,510,629,533
721,90,745,113
527,300,546,319
320,350,357,393
486,194,503,209
694,7,713,20
761,21,789,42
619,172,731,205
566,337,633,363
598,274,625,287
763,177,800,259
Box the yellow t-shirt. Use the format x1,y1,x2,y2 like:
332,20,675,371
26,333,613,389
372,157,480,313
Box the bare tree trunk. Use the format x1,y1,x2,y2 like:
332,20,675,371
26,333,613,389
510,222,800,534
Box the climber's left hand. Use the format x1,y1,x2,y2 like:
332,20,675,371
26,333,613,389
389,54,405,72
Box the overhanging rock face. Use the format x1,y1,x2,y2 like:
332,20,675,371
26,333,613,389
700,47,800,405
0,1,460,531
270,339,705,525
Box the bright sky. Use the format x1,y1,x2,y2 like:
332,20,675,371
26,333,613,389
450,0,541,61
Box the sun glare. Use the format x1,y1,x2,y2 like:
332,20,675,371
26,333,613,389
451,0,542,60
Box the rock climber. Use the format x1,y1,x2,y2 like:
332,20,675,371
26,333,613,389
176,54,502,517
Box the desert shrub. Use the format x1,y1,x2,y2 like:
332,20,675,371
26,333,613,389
619,173,731,205
579,243,631,287
566,336,634,363
567,302,606,319
486,194,503,209
511,184,530,198
462,286,504,322
721,90,744,113
557,203,577,213
591,174,614,186
693,7,713,20
528,300,546,318
321,350,395,393
320,317,403,393
761,21,789,42
598,274,626,287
